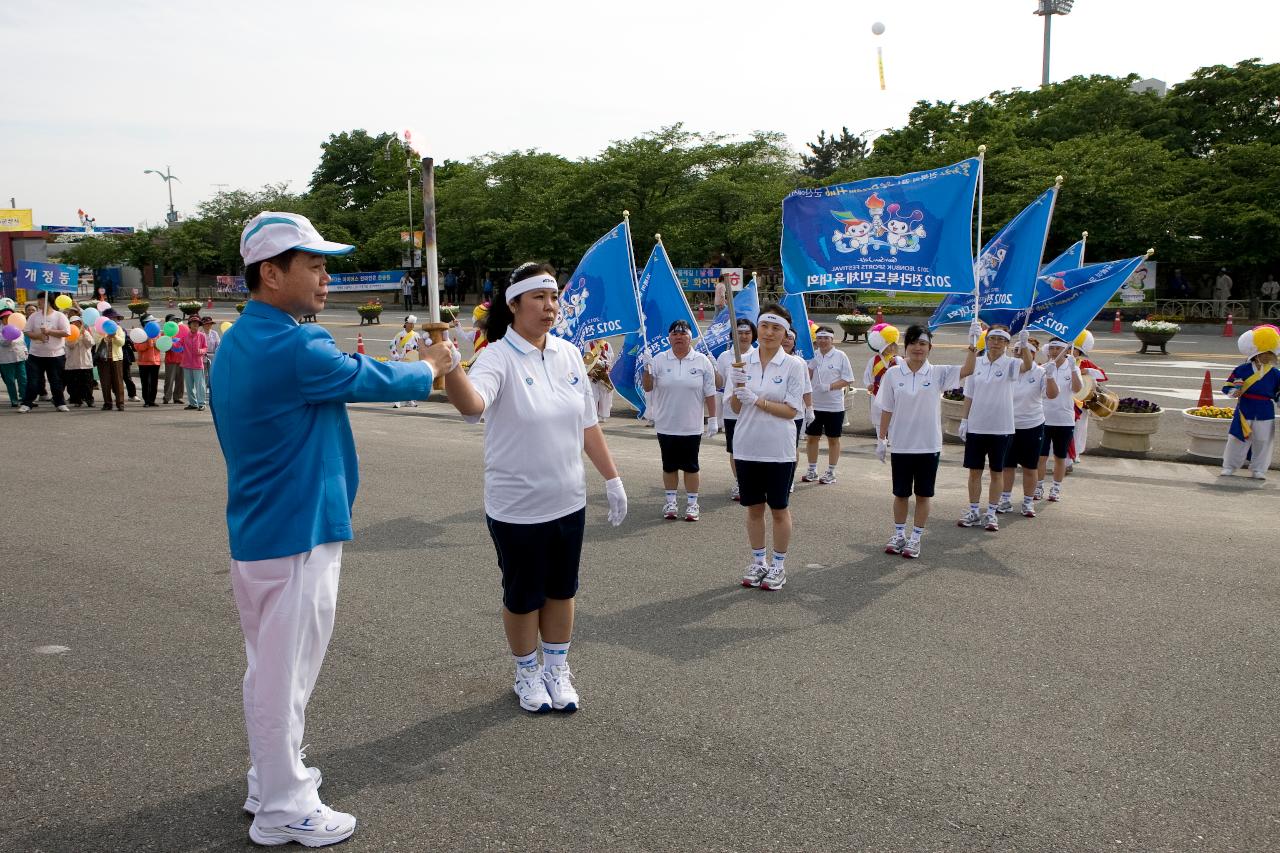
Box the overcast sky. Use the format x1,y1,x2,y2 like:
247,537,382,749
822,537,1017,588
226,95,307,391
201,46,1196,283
3,0,1275,229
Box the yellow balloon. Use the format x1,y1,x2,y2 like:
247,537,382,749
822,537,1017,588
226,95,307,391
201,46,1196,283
54,295,72,310
1254,326,1280,353
220,321,232,333
881,325,900,345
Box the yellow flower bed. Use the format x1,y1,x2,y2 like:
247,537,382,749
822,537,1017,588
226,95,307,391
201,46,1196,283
1186,406,1234,419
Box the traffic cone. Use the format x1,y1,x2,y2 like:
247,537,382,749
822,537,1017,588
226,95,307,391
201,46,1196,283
1111,310,1122,334
1222,313,1234,336
356,333,365,354
697,304,705,322
206,297,214,309
1198,370,1214,408
875,306,884,324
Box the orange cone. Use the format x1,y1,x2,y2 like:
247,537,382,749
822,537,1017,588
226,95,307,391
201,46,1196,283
1198,370,1214,407
1111,310,1122,333
356,333,365,354
1223,313,1234,336
206,297,214,309
697,304,704,322
875,306,884,324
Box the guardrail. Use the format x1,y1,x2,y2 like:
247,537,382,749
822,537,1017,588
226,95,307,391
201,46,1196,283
1153,300,1280,321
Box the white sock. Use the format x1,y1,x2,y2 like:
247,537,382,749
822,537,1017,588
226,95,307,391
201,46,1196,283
826,463,837,473
1000,491,1011,503
665,489,677,503
540,640,570,672
751,547,766,565
969,502,979,513
686,492,699,505
894,523,906,537
1023,494,1034,506
514,649,538,672
910,526,924,541
772,550,786,569
1052,479,1063,488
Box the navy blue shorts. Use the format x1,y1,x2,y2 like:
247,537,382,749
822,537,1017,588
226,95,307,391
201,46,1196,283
963,432,1011,472
1005,425,1044,470
736,460,792,510
657,433,701,473
724,418,736,454
891,452,940,498
804,410,845,438
485,507,586,615
1040,424,1074,460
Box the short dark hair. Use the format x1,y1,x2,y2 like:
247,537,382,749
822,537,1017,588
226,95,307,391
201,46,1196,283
815,325,834,337
489,262,557,342
244,249,300,292
735,318,757,344
903,324,932,347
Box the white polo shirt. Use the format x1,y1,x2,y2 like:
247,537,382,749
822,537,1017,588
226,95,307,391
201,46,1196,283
26,309,70,358
648,348,715,436
731,347,808,463
875,361,963,454
1012,364,1048,429
961,353,1023,435
1041,359,1080,427
716,346,755,421
807,347,855,412
464,329,598,524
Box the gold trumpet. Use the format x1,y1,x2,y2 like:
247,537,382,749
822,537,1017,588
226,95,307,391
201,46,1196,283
583,349,614,391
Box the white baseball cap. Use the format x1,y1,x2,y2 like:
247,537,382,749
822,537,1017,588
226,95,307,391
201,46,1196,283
240,211,355,265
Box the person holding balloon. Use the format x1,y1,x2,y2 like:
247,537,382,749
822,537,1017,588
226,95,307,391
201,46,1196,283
161,315,185,405
18,293,71,413
63,313,97,407
1221,325,1280,480
1,302,31,407
95,308,128,411
180,314,210,411
133,315,164,407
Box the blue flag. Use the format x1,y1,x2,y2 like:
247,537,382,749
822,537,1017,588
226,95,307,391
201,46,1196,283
609,242,700,417
552,220,642,348
928,185,1058,329
1041,238,1086,276
782,158,980,296
698,278,761,360
1018,256,1149,343
780,292,814,360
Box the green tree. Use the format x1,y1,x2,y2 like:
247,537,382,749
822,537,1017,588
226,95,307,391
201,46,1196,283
1166,59,1280,155
800,127,869,180
58,236,125,270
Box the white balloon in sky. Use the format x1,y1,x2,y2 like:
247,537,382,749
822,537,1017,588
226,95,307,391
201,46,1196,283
871,21,886,35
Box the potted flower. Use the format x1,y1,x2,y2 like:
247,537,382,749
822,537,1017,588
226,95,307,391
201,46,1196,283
357,300,383,324
127,299,150,318
1132,319,1181,354
440,304,459,322
78,300,97,311
941,388,966,441
177,300,203,316
1182,405,1234,459
1098,397,1163,452
235,301,247,314
837,313,876,342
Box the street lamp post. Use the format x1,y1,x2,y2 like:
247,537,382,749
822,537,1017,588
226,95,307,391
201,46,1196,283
384,136,415,273
143,166,181,224
1033,0,1075,87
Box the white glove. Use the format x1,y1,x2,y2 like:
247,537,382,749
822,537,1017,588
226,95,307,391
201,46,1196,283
1018,328,1029,346
730,367,750,386
803,406,815,427
703,417,717,439
957,418,968,441
733,386,758,407
969,319,983,341
605,477,628,527
875,438,888,464
447,344,462,374
1085,367,1104,380
639,349,654,375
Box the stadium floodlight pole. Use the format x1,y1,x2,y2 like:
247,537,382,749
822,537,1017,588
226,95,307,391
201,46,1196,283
1033,0,1075,87
143,166,180,223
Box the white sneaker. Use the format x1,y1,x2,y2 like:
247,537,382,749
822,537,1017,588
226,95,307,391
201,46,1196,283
984,513,999,532
18,405,30,413
799,469,819,483
741,563,767,588
56,404,70,412
1219,468,1234,477
995,499,1014,514
514,664,552,713
391,402,401,408
885,533,906,555
760,564,786,591
249,804,356,847
1047,484,1062,502
541,664,580,712
730,484,740,502
684,503,700,522
818,470,836,485
663,499,678,520
957,508,982,527
1033,485,1044,501
244,766,323,815
902,538,922,559
1022,503,1036,518
1251,471,1267,481
408,400,418,407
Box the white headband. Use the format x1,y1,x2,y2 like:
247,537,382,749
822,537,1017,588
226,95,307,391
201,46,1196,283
986,329,1011,341
507,274,558,301
815,330,835,339
757,312,791,331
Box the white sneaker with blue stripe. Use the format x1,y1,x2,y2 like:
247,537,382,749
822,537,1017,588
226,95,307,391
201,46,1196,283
248,804,356,847
542,664,580,712
514,664,553,713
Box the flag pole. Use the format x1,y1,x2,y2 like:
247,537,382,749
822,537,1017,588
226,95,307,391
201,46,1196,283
1079,230,1088,266
1022,175,1065,334
623,210,646,347
971,144,987,341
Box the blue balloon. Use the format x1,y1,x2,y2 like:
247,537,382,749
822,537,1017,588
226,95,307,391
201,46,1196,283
101,319,119,335
82,307,100,326
144,321,161,339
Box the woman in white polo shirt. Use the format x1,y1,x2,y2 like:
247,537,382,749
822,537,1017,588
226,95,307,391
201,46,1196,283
729,304,808,591
443,263,629,715
642,319,717,521
956,325,1033,532
714,319,757,502
801,325,855,485
999,337,1058,517
1036,338,1083,503
875,324,977,559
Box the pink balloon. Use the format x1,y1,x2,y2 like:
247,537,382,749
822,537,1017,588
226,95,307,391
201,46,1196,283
176,324,190,338
96,301,110,313
93,317,108,334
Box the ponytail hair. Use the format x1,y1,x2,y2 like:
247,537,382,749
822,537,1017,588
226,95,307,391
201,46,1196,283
488,262,557,342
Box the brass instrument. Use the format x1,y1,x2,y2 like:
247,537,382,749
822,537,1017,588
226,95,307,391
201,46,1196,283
584,349,614,391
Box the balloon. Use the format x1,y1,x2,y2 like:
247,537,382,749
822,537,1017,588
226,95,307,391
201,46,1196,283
96,301,110,313
7,312,26,331
128,327,148,345
155,335,174,352
101,319,119,336
82,307,100,326
1238,330,1257,357
93,317,108,333
871,21,885,35
54,295,72,310
66,324,81,344
1,324,19,341
162,321,179,337
144,321,161,338
1253,326,1280,354
220,321,232,333
176,324,190,339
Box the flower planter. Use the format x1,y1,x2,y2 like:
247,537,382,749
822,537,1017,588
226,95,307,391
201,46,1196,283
838,320,873,342
1182,409,1232,459
357,307,383,325
1098,410,1162,452
177,301,203,316
1134,330,1176,354
940,396,965,442
127,300,150,318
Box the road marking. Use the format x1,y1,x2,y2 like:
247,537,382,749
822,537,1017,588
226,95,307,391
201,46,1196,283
33,645,70,655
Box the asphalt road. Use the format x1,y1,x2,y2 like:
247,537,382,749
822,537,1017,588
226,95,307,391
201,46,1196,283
2,305,1277,852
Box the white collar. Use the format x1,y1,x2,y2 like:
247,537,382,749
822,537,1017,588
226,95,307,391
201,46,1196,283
502,328,546,355
746,347,788,367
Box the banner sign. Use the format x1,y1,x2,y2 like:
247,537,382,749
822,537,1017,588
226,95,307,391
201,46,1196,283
674,267,744,292
929,185,1058,329
0,209,33,231
40,225,135,234
217,270,409,295
698,278,760,360
1115,260,1156,304
217,275,247,295
552,221,642,348
17,260,79,293
782,157,981,295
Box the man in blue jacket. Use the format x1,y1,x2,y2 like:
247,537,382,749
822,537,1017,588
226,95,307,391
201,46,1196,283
211,212,457,847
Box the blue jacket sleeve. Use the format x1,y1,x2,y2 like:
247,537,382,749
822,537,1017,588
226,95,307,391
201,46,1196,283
294,325,434,403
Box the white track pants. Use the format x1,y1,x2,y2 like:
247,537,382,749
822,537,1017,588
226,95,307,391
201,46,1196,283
231,541,342,828
592,383,613,420
1223,419,1275,477
1074,410,1091,459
